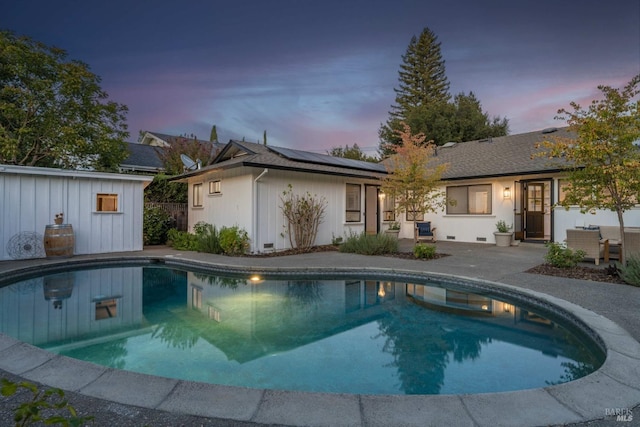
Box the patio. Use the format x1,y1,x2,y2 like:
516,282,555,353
0,240,639,426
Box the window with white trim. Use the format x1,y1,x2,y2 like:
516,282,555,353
193,183,203,207
209,180,221,194
447,184,492,214
345,184,361,222
382,194,395,221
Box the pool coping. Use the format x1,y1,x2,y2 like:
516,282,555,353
1,255,640,427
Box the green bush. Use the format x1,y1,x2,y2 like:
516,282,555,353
167,228,199,251
143,205,173,245
195,223,221,254
619,254,640,287
219,226,250,255
1,378,94,426
414,243,436,259
339,232,398,255
544,242,585,268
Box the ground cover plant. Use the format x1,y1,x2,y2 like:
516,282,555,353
338,232,399,255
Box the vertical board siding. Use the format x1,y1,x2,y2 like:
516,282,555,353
0,169,148,260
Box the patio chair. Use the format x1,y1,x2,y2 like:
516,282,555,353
414,221,436,243
566,229,605,265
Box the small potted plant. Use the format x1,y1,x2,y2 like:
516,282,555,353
494,220,513,247
385,221,401,238
54,213,64,225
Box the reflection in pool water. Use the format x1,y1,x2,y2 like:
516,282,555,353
0,265,604,395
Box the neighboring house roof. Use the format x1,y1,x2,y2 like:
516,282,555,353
120,142,165,173
177,140,387,180
433,127,576,180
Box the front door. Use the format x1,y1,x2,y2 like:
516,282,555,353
526,183,545,238
365,185,379,235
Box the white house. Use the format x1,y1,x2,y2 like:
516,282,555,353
419,127,640,244
175,140,386,253
0,165,152,260
176,129,640,252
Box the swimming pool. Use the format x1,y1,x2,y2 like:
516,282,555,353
0,261,605,395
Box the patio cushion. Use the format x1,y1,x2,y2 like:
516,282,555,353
416,222,433,236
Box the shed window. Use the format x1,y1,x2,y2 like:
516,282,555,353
96,194,118,212
345,184,361,222
193,183,203,207
447,184,492,214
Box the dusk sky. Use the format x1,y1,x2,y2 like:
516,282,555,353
3,1,639,155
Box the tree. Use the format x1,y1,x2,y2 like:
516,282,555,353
537,75,640,264
210,125,218,142
391,27,450,119
0,30,129,171
381,123,449,233
156,136,217,175
327,143,378,162
378,27,508,156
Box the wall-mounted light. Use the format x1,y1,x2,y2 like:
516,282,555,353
378,191,385,199
503,187,511,199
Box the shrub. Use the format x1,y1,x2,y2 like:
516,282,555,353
219,226,250,255
195,223,221,254
143,205,173,245
544,242,585,268
618,254,640,287
167,229,199,251
1,378,94,426
280,185,327,249
339,232,398,255
414,243,436,259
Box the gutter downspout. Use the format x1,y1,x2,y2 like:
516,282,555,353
252,169,268,253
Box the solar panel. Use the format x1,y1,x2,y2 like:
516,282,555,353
267,146,386,173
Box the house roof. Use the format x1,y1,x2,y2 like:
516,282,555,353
120,142,165,173
173,128,577,182
433,127,575,180
176,139,387,180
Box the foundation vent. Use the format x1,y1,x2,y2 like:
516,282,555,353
263,243,274,249
476,237,487,242
446,235,456,240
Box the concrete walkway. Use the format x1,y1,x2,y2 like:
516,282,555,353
0,241,639,426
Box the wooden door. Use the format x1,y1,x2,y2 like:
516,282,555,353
526,183,545,238
365,185,379,235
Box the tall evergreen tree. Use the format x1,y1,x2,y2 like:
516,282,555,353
391,27,450,119
379,28,508,157
209,124,218,142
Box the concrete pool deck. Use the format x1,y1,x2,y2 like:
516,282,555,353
1,240,639,426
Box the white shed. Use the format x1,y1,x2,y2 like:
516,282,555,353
0,165,152,261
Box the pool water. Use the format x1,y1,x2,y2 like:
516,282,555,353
0,265,604,395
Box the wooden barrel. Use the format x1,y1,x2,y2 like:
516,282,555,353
44,224,75,258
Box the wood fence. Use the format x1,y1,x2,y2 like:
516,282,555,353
146,202,188,231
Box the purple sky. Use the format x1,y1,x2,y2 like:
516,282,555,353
3,0,639,155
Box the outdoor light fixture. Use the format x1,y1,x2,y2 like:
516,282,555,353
503,187,511,199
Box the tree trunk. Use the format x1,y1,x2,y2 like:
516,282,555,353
617,208,626,265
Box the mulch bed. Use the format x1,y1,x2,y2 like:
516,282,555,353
525,264,626,284
243,245,628,284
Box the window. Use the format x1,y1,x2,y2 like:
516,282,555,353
345,184,361,222
209,180,221,194
447,184,492,214
96,193,118,212
193,183,203,207
406,210,424,221
382,194,395,221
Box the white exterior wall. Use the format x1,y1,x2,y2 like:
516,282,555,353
186,167,377,253
187,169,254,234
0,165,151,260
395,178,517,244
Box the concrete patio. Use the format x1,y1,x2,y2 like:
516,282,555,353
0,240,639,426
